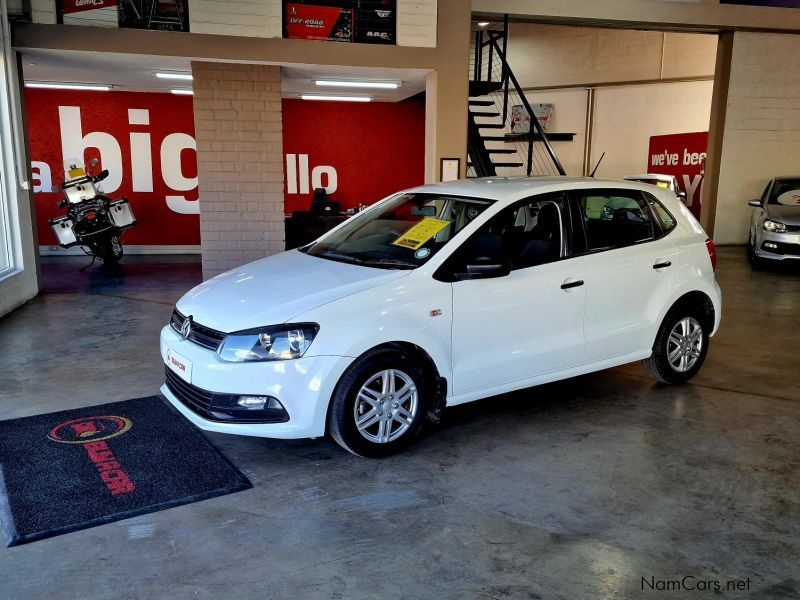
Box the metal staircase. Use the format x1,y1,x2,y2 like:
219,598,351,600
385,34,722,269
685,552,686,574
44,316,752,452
468,17,566,178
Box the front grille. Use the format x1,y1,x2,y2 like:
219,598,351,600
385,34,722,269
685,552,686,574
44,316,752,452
785,223,800,233
164,368,290,424
165,368,213,416
170,309,226,351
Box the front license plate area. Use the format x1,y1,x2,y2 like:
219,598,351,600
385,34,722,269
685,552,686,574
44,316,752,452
166,348,193,383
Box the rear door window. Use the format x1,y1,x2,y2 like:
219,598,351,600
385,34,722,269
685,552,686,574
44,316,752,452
574,190,655,252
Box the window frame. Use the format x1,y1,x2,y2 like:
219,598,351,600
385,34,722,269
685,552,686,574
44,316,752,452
434,191,575,282
568,188,665,256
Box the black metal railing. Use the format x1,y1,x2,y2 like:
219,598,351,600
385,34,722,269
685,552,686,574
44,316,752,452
468,17,566,178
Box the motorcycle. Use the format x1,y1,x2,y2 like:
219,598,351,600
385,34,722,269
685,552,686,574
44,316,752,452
48,159,137,267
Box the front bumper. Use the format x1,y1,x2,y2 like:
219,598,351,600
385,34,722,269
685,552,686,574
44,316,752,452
160,325,353,439
755,230,800,260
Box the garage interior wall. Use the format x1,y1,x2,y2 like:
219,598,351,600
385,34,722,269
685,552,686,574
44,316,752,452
192,62,284,280
506,23,716,179
711,31,800,244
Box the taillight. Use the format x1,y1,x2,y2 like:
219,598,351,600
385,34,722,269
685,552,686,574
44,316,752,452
705,238,717,272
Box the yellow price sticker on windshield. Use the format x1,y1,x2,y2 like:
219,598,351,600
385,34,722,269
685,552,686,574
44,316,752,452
656,181,670,189
392,217,451,250
68,167,86,178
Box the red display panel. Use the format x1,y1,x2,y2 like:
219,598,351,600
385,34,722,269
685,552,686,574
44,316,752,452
26,89,200,246
281,98,425,214
647,131,708,219
284,4,353,42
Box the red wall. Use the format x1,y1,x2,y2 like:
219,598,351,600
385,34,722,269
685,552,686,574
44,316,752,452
27,91,425,247
27,89,200,246
281,99,425,214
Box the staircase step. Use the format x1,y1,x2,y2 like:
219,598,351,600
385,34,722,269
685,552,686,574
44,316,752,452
477,123,506,129
469,80,503,97
471,111,500,118
468,100,494,106
488,148,517,154
491,162,525,168
480,135,509,141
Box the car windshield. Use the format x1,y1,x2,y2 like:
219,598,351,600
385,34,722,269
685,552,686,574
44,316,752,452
303,193,494,269
769,180,800,206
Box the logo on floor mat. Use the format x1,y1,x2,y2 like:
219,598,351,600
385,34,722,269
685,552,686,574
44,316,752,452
48,416,132,444
48,416,136,496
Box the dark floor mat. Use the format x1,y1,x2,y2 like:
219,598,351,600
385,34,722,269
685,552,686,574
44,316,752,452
0,396,251,546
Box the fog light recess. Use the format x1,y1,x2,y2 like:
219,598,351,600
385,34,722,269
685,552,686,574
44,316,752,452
236,396,282,410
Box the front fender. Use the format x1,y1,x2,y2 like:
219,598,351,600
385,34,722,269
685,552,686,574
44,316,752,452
297,271,453,390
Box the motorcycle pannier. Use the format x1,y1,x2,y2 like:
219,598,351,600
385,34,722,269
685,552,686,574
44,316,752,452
108,198,136,230
49,215,78,247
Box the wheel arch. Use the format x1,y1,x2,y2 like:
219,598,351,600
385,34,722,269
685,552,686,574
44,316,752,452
325,341,448,432
666,290,716,331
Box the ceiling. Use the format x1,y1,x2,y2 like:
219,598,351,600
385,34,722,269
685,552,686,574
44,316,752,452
20,49,429,102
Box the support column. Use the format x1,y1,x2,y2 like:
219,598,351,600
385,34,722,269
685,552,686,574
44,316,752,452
192,62,284,279
702,31,800,244
424,0,471,182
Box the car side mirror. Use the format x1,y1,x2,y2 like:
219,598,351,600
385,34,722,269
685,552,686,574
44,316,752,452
678,191,687,201
748,199,762,208
454,257,511,281
95,169,109,182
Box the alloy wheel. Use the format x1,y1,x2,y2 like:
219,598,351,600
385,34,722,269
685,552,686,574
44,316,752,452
353,369,418,444
667,317,703,373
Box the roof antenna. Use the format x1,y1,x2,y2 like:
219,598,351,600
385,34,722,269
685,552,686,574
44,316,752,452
589,152,605,178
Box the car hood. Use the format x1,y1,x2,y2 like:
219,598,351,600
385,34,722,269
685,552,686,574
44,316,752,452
766,204,800,226
176,250,410,332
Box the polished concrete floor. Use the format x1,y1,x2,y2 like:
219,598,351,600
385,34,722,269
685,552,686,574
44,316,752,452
0,249,798,599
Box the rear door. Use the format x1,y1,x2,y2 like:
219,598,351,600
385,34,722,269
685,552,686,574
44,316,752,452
570,188,679,363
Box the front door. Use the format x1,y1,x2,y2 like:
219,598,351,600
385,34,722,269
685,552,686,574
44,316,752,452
448,193,587,396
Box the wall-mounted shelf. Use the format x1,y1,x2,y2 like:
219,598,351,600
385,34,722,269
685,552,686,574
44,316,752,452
505,132,576,142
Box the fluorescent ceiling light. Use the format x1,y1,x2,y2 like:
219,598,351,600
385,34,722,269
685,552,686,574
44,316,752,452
170,89,194,95
477,21,490,27
25,82,111,91
156,72,193,80
301,94,372,102
314,80,400,89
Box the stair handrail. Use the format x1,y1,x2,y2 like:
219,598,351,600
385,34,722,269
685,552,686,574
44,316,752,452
485,31,567,176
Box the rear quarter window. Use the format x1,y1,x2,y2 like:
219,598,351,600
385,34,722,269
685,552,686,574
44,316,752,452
645,193,677,234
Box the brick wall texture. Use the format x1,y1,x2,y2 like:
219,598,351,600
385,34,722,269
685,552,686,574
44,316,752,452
715,32,800,244
192,62,284,279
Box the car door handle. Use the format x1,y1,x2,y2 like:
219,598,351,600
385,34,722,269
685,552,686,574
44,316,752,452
560,279,585,290
653,260,672,270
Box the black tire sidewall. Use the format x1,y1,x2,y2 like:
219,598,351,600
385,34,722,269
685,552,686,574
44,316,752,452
652,305,710,384
329,350,430,457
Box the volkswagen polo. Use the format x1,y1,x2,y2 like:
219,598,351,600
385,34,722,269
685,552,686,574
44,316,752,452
161,177,721,457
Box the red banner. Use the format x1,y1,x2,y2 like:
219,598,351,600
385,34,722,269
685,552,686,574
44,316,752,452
62,0,118,14
281,98,424,215
27,89,200,247
284,4,353,42
647,131,708,219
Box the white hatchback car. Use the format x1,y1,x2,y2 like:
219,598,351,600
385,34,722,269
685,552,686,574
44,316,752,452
161,178,721,457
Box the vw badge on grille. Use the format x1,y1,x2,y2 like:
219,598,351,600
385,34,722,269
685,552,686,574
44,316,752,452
181,316,192,340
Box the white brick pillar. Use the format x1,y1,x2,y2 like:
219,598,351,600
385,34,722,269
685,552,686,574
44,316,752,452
191,62,284,279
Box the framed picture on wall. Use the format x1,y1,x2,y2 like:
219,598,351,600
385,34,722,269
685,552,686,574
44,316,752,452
440,158,460,182
282,0,396,44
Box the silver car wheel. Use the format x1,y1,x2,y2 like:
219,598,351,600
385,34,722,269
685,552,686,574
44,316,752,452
353,369,418,444
667,317,703,373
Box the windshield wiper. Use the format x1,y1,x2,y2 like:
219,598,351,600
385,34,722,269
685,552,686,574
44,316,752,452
359,258,417,270
314,250,365,265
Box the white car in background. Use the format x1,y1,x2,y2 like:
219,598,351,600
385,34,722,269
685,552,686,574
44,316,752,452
624,173,687,204
161,177,721,457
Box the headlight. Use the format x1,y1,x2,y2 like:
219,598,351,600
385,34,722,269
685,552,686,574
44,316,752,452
763,219,787,233
217,324,319,362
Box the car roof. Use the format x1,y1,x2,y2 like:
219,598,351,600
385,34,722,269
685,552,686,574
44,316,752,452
403,176,665,202
773,176,800,182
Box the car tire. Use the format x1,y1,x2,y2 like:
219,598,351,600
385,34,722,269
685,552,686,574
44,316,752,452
747,234,763,268
642,303,710,385
328,349,430,457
